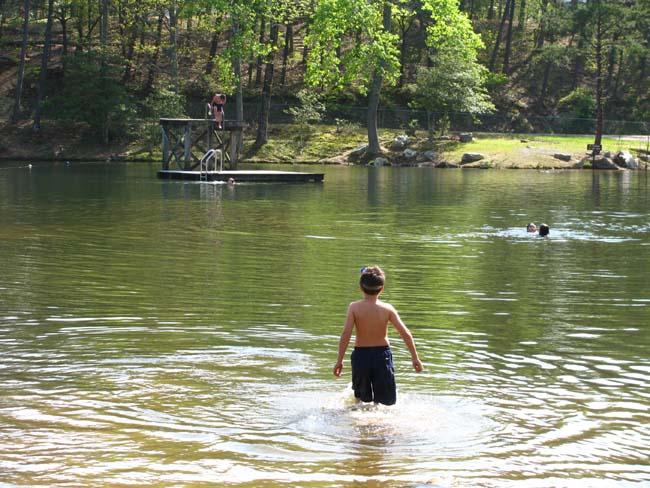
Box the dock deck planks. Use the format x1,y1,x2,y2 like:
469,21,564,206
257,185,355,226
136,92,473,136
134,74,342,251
157,169,324,183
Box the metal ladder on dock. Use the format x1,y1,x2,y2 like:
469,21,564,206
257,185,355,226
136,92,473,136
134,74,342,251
199,149,224,181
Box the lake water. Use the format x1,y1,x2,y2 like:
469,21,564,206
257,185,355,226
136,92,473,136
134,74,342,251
0,162,648,487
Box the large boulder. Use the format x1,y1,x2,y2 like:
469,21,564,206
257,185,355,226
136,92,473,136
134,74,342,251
553,153,572,162
369,157,389,167
349,145,367,160
418,150,437,162
613,151,638,169
591,155,620,170
390,135,410,150
459,132,474,143
461,153,485,164
436,161,459,168
403,148,417,159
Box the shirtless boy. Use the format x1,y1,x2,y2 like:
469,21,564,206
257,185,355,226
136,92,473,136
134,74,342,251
333,266,423,405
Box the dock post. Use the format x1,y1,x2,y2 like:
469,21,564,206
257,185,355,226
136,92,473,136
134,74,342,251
161,125,169,170
183,121,192,170
206,120,212,156
229,131,238,168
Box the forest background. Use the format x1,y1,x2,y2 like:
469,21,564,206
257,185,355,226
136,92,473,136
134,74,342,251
0,0,648,162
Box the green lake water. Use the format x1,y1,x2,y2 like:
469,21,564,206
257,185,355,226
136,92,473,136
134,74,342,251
0,162,648,487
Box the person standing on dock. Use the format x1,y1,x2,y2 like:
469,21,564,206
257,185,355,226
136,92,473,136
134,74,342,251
209,93,227,129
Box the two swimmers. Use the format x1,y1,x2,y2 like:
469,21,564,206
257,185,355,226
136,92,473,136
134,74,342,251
527,222,549,237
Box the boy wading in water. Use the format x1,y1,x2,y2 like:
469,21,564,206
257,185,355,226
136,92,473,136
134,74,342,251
334,266,423,405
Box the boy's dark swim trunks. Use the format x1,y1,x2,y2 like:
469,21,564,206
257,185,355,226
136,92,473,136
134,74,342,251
351,346,396,405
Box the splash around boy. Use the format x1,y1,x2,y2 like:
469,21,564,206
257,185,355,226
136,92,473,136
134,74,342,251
333,266,423,405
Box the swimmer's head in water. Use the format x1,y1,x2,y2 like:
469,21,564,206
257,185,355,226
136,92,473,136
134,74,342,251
539,223,549,237
360,266,385,295
527,223,537,233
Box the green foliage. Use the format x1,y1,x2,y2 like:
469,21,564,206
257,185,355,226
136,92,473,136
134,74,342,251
140,87,187,153
285,89,325,126
405,118,419,136
422,0,483,61
284,89,326,150
182,74,221,99
305,0,400,93
44,53,136,141
558,87,596,118
143,87,187,118
334,117,360,134
409,49,494,132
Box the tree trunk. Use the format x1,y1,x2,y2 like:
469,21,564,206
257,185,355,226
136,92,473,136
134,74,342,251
205,16,220,75
232,14,244,166
100,0,109,143
58,7,69,56
518,0,525,32
366,2,391,156
255,21,279,146
638,54,646,87
538,60,551,109
398,20,413,87
169,0,179,93
280,23,292,86
489,0,510,71
487,0,495,19
302,23,309,65
100,0,108,52
572,34,585,90
535,0,548,49
0,0,5,40
122,21,138,83
144,13,164,95
611,50,623,106
604,36,618,102
502,0,515,74
74,4,84,52
11,0,29,124
33,0,54,131
247,15,261,86
594,3,604,146
255,16,266,87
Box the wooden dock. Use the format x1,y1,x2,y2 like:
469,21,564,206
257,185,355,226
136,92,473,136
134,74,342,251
158,118,324,183
157,169,324,183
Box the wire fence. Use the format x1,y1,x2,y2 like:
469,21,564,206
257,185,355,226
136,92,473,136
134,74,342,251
185,99,650,139
6,97,647,145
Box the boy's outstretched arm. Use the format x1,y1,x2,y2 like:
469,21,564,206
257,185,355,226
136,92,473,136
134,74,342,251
333,305,355,377
389,307,424,372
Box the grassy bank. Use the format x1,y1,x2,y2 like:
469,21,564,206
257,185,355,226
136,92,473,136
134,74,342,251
1,120,647,168
243,124,648,169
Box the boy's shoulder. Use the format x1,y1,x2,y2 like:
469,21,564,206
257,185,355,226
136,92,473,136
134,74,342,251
349,299,396,312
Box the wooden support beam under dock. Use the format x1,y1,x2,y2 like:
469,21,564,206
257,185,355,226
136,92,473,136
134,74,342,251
160,118,246,171
157,170,324,183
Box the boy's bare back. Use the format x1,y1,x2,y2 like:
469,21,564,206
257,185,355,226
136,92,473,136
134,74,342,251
348,299,395,347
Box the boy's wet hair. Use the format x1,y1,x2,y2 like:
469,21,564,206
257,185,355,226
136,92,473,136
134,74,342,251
360,266,385,295
539,223,550,236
